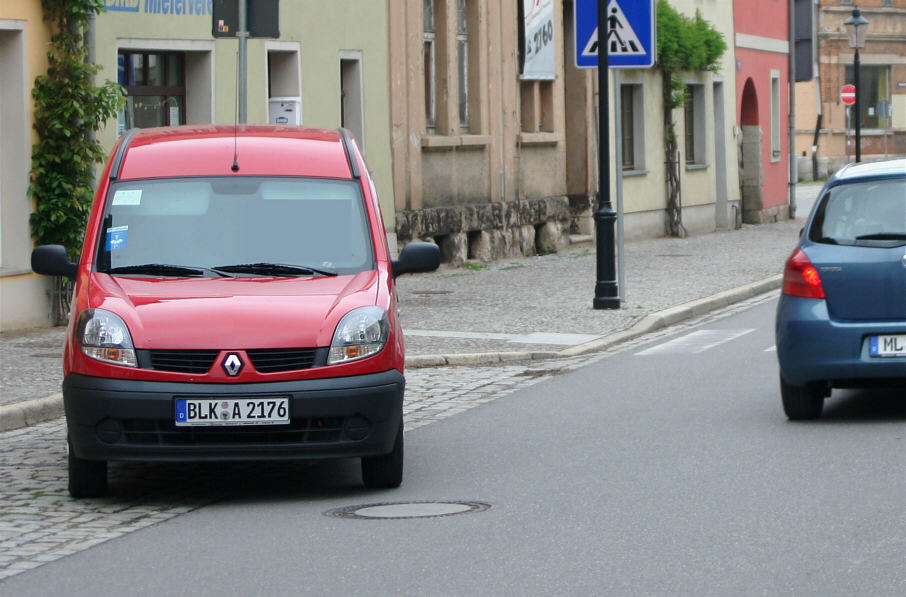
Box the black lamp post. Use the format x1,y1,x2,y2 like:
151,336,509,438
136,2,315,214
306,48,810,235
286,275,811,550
844,6,869,163
593,0,620,310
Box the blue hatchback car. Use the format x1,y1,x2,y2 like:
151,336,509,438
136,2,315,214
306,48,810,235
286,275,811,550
776,159,906,419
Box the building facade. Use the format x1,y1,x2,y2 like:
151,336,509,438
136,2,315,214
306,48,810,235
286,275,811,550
390,0,742,265
795,0,906,177
734,0,793,224
0,1,52,330
1,0,394,331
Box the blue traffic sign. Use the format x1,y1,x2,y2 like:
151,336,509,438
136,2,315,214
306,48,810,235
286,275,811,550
575,0,655,69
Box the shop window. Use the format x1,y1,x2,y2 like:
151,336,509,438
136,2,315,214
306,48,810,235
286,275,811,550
118,51,186,129
845,65,890,129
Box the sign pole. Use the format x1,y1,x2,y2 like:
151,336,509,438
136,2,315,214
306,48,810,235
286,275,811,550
594,0,620,309
238,0,248,123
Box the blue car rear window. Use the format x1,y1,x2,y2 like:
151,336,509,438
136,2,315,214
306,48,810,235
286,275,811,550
810,179,906,247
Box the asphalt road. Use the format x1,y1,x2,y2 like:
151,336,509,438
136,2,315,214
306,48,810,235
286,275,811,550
2,298,904,596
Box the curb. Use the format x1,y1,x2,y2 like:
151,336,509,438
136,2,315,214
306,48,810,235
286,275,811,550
0,393,63,432
0,275,782,433
406,274,782,368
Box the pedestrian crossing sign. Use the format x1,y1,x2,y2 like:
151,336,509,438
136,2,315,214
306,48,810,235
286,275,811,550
575,0,655,69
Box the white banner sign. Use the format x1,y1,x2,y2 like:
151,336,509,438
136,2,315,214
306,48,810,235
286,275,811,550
522,0,556,80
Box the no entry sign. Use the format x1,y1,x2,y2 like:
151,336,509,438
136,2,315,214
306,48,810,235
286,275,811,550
840,84,856,106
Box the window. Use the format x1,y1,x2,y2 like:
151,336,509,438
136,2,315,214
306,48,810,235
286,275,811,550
340,54,364,151
771,70,781,160
520,80,555,133
844,65,890,129
118,51,185,129
424,0,436,130
684,84,705,165
423,0,480,136
456,0,469,130
620,84,644,170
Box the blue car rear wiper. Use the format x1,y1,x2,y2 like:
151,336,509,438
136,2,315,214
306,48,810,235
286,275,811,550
105,264,234,277
855,233,906,241
213,262,338,277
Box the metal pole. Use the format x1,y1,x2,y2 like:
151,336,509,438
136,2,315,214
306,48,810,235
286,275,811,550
238,0,248,124
853,46,860,162
614,69,625,302
594,0,620,310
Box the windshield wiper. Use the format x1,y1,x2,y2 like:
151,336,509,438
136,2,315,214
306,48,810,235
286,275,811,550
212,262,338,277
855,233,906,241
105,264,234,277
815,236,839,245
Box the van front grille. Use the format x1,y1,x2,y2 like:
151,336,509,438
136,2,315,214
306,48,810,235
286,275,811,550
247,348,318,373
148,350,219,373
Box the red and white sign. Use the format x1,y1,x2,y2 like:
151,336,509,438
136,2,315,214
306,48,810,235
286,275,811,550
840,84,856,106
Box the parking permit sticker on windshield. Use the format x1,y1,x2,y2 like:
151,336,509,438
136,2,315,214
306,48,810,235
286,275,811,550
112,189,142,206
106,226,128,251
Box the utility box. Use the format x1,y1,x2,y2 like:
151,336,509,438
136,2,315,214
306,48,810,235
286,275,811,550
268,97,301,125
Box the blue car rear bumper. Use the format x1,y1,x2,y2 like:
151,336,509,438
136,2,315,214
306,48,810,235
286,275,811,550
776,297,906,387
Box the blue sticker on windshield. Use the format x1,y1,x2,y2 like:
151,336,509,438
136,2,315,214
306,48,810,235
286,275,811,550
106,226,128,251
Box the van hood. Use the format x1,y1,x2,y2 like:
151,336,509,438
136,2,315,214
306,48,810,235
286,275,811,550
88,272,380,350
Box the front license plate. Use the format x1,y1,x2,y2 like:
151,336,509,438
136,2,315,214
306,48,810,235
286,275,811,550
175,397,289,427
869,335,906,358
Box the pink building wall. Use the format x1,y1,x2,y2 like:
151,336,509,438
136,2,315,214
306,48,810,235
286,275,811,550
734,0,791,216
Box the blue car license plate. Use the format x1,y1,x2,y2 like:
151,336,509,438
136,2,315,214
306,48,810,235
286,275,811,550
175,397,290,426
869,335,906,358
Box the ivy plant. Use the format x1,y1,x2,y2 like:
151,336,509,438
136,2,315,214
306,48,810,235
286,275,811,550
29,0,124,258
656,0,726,237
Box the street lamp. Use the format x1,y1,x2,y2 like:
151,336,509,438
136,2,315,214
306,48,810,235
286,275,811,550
844,6,869,162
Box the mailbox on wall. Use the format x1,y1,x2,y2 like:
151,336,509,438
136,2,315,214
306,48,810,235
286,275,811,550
268,97,301,125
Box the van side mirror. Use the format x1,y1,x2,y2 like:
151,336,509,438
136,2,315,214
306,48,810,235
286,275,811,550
391,242,440,278
32,245,77,279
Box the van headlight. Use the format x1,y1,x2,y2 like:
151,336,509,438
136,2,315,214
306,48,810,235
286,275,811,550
77,309,137,367
328,307,389,365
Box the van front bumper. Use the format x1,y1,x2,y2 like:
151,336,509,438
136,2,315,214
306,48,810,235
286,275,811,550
63,371,404,463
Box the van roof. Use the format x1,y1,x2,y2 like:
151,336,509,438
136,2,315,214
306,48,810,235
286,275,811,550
115,125,356,180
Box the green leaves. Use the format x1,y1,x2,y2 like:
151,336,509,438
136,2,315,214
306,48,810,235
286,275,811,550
29,0,125,258
656,1,726,83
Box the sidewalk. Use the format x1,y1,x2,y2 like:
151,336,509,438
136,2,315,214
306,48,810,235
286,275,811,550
0,183,823,430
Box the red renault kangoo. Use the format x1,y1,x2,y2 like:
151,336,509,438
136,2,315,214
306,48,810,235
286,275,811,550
31,125,439,497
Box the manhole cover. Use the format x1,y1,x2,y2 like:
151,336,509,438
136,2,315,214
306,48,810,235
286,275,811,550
325,501,491,520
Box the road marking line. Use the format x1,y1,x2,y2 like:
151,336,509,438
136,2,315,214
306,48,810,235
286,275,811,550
634,329,756,356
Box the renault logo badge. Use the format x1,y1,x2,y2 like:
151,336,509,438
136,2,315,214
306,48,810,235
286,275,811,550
222,353,244,377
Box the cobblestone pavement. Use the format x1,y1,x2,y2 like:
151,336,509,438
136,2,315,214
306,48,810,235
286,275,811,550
0,294,772,582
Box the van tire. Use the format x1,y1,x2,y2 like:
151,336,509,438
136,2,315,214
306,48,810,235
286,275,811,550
68,439,108,498
361,419,403,489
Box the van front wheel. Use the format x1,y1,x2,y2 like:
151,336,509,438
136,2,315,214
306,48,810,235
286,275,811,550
361,419,403,489
68,439,107,498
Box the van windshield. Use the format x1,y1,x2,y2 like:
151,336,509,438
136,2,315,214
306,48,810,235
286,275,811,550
97,177,375,276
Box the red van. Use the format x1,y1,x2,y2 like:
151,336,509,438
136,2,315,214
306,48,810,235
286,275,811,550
31,125,439,497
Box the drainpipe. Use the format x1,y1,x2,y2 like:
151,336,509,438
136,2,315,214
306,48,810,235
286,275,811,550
789,0,797,218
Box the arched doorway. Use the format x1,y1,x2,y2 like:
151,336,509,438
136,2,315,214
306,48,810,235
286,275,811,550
739,78,763,224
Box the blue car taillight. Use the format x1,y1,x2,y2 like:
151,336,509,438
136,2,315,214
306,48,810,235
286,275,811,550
782,249,826,299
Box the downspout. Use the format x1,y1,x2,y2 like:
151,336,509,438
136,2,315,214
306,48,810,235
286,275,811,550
789,0,797,218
